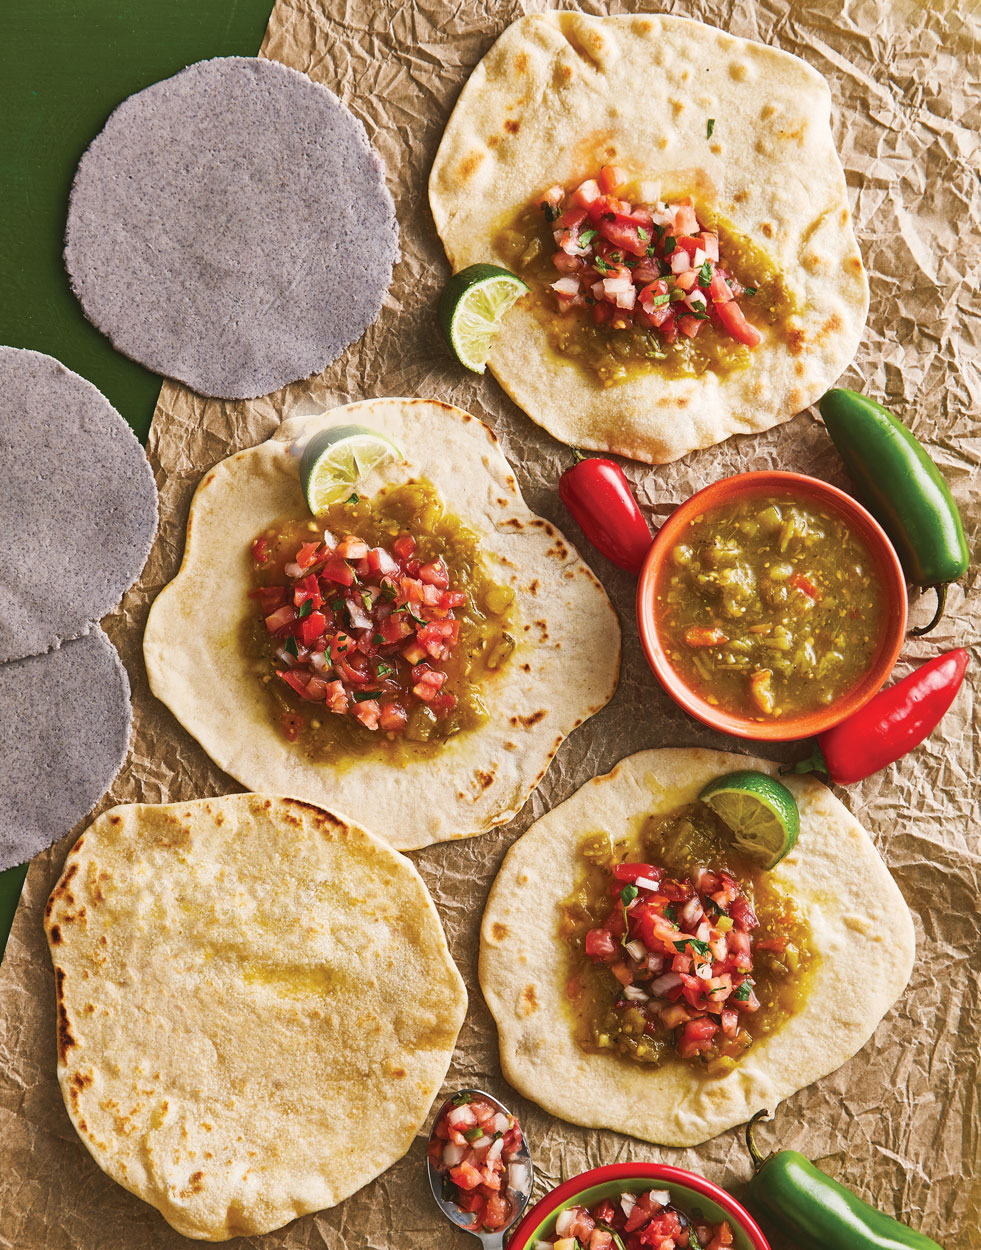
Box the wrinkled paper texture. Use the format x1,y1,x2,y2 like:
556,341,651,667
1,1,979,1247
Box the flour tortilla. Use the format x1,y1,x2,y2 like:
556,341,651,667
143,398,619,850
46,794,467,1240
429,13,869,464
480,748,914,1147
65,57,399,399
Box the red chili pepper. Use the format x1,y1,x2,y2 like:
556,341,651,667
790,649,969,785
558,450,653,574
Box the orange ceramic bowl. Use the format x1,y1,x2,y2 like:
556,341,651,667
636,471,908,742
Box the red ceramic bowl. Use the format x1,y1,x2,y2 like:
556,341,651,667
636,471,908,742
505,1161,770,1250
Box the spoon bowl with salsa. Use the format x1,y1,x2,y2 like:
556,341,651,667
637,472,907,741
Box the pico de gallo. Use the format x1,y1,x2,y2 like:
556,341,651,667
428,1094,528,1234
536,1189,734,1250
561,803,813,1077
496,165,794,385
248,482,516,759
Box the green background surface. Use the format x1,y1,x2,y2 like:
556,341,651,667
0,0,275,964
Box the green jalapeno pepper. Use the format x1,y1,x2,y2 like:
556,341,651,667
818,388,968,636
745,1111,944,1250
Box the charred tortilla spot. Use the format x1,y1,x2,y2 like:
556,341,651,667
761,221,775,238
803,251,824,272
635,17,654,32
846,254,863,275
56,967,77,1062
788,387,804,410
511,709,547,728
505,119,520,135
795,359,806,376
710,142,722,156
459,150,485,181
519,984,539,1015
515,52,528,73
50,925,62,944
476,769,495,791
529,579,539,594
733,189,748,204
505,741,517,750
819,313,843,341
521,663,531,673
730,61,749,81
787,327,806,356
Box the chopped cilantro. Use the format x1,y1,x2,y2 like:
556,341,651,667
360,590,373,612
619,884,639,905
463,1126,485,1143
646,244,658,257
653,223,666,241
593,257,611,275
541,201,560,223
733,981,753,1002
649,292,671,308
707,117,716,139
744,285,758,296
352,689,381,703
330,596,345,610
579,227,598,246
284,636,299,657
665,904,678,923
688,307,709,320
372,633,386,645
699,260,713,286
637,226,649,242
450,1092,472,1107
297,599,314,619
376,662,394,677
663,234,676,254
674,936,711,957
347,492,360,504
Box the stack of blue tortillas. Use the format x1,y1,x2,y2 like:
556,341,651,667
0,347,158,869
64,57,400,400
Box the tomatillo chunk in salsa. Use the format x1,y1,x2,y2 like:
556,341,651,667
657,495,887,721
560,802,814,1079
247,481,516,760
495,164,796,386
538,1188,734,1250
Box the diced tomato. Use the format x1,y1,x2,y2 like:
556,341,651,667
249,584,288,614
677,1017,719,1058
264,604,297,634
251,536,270,564
449,1161,483,1192
597,215,648,256
321,555,355,586
295,541,322,570
709,271,732,303
352,698,381,730
672,199,699,234
756,936,789,953
430,692,457,713
729,897,759,931
570,178,602,208
639,1210,683,1245
553,250,585,275
412,667,446,702
659,313,677,343
296,610,327,648
277,669,322,701
417,619,459,660
592,299,614,325
790,572,820,600
585,928,618,962
678,315,703,339
598,164,626,194
324,681,348,714
293,573,323,610
366,546,399,577
280,710,304,741
482,1194,512,1231
336,535,369,559
715,297,762,347
418,561,449,588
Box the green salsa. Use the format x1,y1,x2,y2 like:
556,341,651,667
560,802,815,1077
247,480,516,762
657,494,887,720
494,182,796,386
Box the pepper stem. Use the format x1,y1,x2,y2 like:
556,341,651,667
780,743,828,779
746,1110,770,1173
909,583,948,637
569,446,586,464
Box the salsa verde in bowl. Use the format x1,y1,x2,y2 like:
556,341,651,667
636,472,907,742
505,1163,769,1250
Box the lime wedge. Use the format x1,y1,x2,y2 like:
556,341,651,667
299,424,403,514
438,263,530,373
698,770,800,870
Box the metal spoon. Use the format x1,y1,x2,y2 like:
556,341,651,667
427,1087,535,1249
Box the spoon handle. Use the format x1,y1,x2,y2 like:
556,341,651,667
479,1236,505,1250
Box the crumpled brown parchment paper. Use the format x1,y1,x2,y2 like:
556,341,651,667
1,2,978,1247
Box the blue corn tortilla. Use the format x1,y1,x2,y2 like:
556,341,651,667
0,630,131,870
64,56,400,400
0,347,158,664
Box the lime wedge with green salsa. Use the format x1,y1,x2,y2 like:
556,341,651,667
438,264,530,373
300,425,403,514
698,770,800,869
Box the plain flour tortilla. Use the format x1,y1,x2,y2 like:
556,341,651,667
480,748,915,1147
46,794,467,1240
143,398,619,850
429,12,869,464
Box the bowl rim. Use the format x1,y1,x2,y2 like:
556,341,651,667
635,469,908,742
504,1161,770,1250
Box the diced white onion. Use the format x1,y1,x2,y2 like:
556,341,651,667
648,1189,672,1209
442,1142,465,1166
622,985,649,1002
681,898,703,927
696,919,712,943
647,952,665,974
492,1112,511,1134
651,971,683,996
550,276,581,297
625,939,648,962
651,206,673,227
321,527,337,549
602,275,633,294
285,561,303,579
634,875,660,891
370,546,398,575
685,293,708,313
543,184,565,206
346,599,372,631
486,1138,504,1163
702,233,720,261
309,650,328,672
553,229,566,246
636,180,660,203
692,247,706,267
615,285,636,310
696,961,714,981
555,1209,577,1236
620,1192,638,1217
509,1162,531,1194
670,249,691,274
446,1105,474,1129
592,280,607,300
